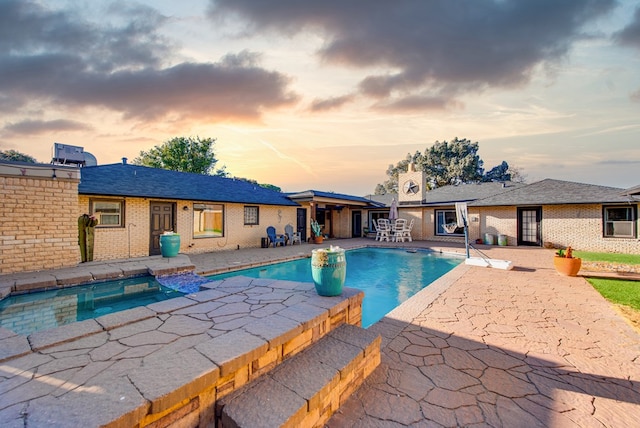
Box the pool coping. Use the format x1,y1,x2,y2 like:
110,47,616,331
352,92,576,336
0,275,366,427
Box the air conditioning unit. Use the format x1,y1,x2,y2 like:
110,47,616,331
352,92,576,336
51,143,97,167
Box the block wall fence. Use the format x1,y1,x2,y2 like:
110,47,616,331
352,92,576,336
0,165,80,274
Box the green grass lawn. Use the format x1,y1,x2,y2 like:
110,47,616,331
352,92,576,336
574,251,640,265
587,278,640,311
578,251,640,311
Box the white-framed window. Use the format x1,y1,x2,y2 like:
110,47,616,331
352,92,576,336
435,209,464,236
90,199,124,227
603,205,636,238
244,206,259,225
193,203,224,238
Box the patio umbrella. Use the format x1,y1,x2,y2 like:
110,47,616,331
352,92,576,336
389,198,398,221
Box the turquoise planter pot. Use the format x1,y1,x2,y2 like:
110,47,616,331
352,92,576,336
311,249,346,296
160,234,181,258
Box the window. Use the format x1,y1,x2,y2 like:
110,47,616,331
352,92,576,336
91,199,124,227
369,211,389,226
435,209,464,236
603,206,636,238
244,206,259,225
193,203,224,238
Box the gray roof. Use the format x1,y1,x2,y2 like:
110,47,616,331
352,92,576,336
79,163,299,206
622,184,640,197
471,178,630,207
364,193,396,207
402,181,525,206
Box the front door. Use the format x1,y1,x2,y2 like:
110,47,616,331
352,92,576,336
517,207,542,246
150,202,175,255
352,210,362,237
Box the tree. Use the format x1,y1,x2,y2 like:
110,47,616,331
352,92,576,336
133,137,227,175
236,177,281,192
420,138,483,187
375,151,422,195
375,138,484,193
483,161,511,182
0,149,37,163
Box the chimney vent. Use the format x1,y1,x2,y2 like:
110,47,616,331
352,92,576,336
122,157,128,165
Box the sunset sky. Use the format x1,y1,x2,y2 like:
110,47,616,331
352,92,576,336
1,0,640,195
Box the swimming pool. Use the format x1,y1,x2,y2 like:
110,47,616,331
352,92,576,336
209,247,462,328
0,277,184,336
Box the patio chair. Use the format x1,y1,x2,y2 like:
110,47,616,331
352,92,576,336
266,226,286,247
377,218,391,242
371,219,382,241
393,218,407,242
284,224,301,245
402,219,414,242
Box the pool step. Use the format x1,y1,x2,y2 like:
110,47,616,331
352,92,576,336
217,323,381,428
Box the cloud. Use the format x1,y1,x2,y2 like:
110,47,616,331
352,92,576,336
309,94,355,112
3,119,92,136
0,0,298,122
614,5,640,49
209,0,616,110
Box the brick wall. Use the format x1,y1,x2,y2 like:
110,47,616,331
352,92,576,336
79,196,299,261
542,204,640,253
1,164,80,274
411,204,640,253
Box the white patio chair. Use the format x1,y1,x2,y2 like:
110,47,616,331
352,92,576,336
402,219,414,242
377,218,391,242
393,219,407,242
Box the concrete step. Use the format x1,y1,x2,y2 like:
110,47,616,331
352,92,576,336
217,323,381,428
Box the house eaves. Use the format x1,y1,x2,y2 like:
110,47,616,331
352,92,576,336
470,178,630,207
287,190,385,208
79,164,299,206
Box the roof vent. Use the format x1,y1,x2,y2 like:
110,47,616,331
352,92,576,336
122,157,128,165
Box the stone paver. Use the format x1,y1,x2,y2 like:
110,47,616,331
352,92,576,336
1,239,639,427
327,244,640,427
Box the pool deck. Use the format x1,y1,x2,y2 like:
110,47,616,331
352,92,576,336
1,239,639,426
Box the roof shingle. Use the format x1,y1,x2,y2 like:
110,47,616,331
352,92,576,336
78,164,299,206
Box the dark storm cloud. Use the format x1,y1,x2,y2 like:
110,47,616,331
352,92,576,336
4,119,92,136
0,0,297,123
209,0,616,110
614,6,640,49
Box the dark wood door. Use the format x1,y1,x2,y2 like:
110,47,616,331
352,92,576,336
517,207,542,246
150,202,175,255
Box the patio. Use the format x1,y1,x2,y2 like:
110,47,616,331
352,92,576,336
0,239,639,426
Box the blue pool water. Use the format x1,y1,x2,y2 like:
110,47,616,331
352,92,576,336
0,248,461,336
0,277,184,336
209,247,462,328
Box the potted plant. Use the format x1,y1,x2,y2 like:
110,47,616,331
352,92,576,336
553,246,582,276
311,245,346,296
310,218,324,244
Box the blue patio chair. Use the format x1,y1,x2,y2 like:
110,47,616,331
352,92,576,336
266,226,286,248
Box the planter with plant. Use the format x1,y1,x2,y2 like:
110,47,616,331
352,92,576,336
554,246,582,276
311,245,346,296
311,218,324,244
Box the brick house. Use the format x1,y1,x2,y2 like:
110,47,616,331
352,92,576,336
393,168,640,253
78,162,302,261
0,159,383,274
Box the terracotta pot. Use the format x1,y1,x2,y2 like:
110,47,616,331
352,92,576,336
553,256,582,276
313,236,324,244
